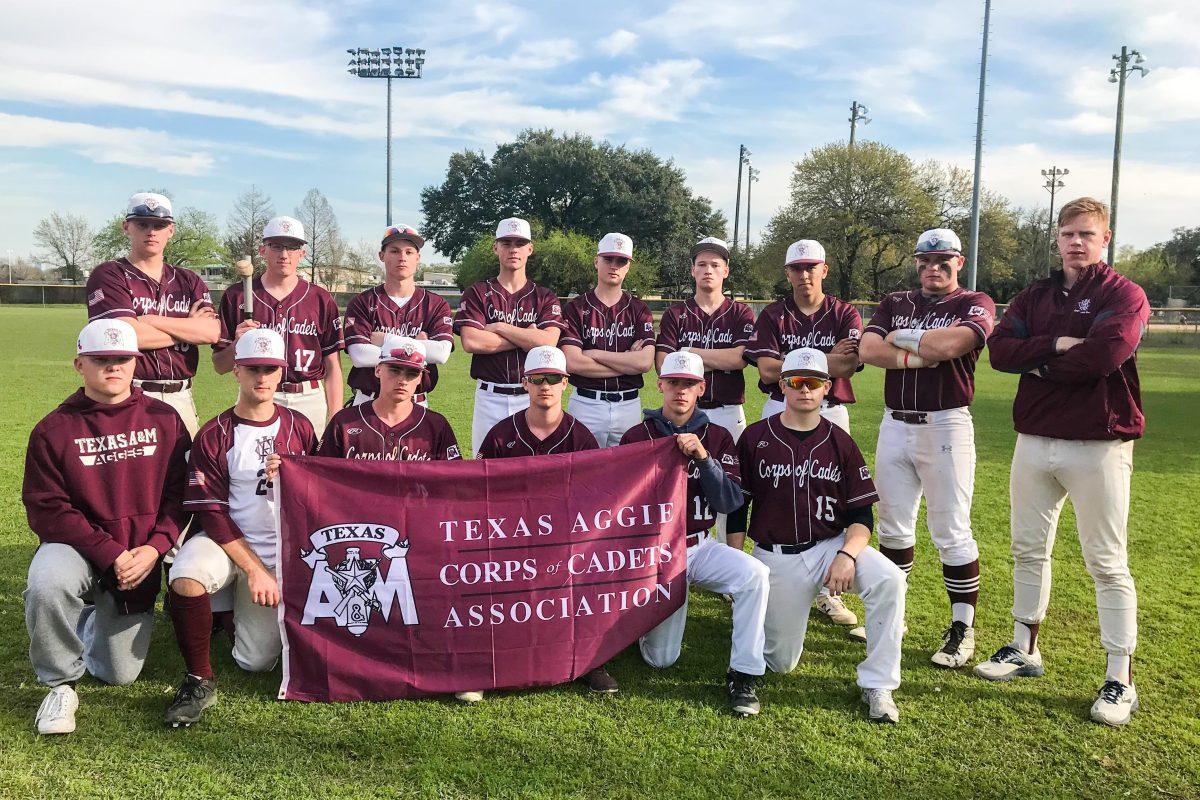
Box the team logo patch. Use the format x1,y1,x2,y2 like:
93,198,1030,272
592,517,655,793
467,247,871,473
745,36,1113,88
346,316,356,327
188,470,206,487
347,427,362,435
506,220,521,232
968,305,989,318
144,197,159,211
849,329,862,339
280,221,292,233
255,435,275,460
551,305,561,316
758,441,770,448
859,466,870,480
299,524,418,636
103,327,122,346
445,444,461,460
721,454,737,466
254,336,272,354
539,349,555,365
88,289,105,306
1075,299,1092,313
442,316,453,326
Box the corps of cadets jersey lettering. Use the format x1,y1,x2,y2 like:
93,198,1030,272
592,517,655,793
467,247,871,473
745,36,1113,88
319,403,462,462
865,288,996,411
656,299,756,406
453,279,565,384
343,287,454,397
745,296,862,405
561,291,655,392
85,259,214,381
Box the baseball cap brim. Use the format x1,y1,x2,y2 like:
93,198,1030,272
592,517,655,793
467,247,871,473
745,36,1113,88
659,370,703,381
379,355,428,371
80,349,142,358
125,210,173,222
785,258,825,266
496,235,531,243
234,356,286,367
264,235,307,245
597,250,631,259
690,243,729,260
782,367,829,379
382,232,426,250
524,366,568,376
914,247,961,256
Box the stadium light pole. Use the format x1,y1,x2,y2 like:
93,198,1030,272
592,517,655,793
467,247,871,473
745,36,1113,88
1108,46,1149,266
966,0,992,292
346,46,427,226
746,165,759,251
1041,167,1068,277
732,145,750,255
848,100,870,149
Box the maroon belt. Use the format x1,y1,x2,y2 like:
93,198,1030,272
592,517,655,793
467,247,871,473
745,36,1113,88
279,380,320,394
890,411,928,425
137,379,191,394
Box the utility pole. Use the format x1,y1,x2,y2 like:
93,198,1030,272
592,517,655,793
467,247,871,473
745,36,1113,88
746,166,759,251
732,145,750,253
967,0,992,292
1108,45,1149,265
848,101,870,148
1041,167,1068,277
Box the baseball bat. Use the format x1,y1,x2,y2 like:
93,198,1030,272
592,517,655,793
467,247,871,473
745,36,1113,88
236,256,254,322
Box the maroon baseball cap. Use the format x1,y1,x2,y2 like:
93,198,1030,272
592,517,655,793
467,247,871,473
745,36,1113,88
379,334,428,371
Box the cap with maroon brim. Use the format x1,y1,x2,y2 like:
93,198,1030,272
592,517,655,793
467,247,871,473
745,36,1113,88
523,345,568,376
77,319,142,357
378,335,428,371
659,351,704,381
234,328,287,367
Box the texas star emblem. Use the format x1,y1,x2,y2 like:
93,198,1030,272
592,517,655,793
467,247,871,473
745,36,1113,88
300,524,418,635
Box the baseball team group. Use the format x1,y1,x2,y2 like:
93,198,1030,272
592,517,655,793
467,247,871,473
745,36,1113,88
21,190,1150,735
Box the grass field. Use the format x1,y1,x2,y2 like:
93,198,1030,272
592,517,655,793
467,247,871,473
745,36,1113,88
0,305,1197,800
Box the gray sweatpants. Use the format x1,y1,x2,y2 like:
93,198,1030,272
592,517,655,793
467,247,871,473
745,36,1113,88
24,543,154,687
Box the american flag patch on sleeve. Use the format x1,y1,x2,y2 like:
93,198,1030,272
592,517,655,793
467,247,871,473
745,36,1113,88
188,471,206,487
88,289,105,306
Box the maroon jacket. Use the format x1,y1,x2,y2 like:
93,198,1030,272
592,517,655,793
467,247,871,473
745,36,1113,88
23,388,191,612
988,262,1149,441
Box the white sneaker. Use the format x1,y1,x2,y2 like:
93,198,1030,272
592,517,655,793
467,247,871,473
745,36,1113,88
931,621,975,668
847,621,906,644
455,690,485,703
36,685,78,735
1090,680,1138,727
861,688,899,724
815,595,858,626
972,644,1045,681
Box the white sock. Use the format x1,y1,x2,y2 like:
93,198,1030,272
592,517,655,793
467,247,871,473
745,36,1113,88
1013,621,1035,654
1106,654,1131,684
951,602,975,627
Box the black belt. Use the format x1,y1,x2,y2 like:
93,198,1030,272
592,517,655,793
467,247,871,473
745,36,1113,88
577,387,639,402
698,400,725,409
279,380,320,394
137,379,191,394
479,382,525,396
890,411,928,425
686,533,703,547
756,541,818,555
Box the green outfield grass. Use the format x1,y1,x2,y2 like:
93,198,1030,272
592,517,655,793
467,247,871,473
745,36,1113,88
0,305,1197,800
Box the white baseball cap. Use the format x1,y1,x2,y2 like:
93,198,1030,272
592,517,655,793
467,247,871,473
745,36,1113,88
914,228,962,255
690,236,730,261
785,239,826,267
659,351,705,381
597,232,633,259
126,192,173,221
781,347,830,379
263,216,307,244
234,328,286,367
495,217,532,242
523,345,568,376
77,319,140,357
378,335,428,371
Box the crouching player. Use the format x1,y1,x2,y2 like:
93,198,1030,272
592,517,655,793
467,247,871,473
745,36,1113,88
164,329,317,727
619,351,770,716
729,348,907,723
23,319,191,734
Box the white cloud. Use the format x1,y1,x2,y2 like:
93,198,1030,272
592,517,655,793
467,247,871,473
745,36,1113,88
598,29,638,56
641,0,814,56
599,59,713,122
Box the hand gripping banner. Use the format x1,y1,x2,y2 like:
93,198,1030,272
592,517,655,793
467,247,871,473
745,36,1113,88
276,438,687,702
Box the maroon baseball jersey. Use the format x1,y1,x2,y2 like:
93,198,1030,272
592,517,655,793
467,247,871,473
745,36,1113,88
560,290,655,392
85,259,213,381
657,298,757,405
988,262,1149,440
619,419,740,534
737,416,878,548
318,402,462,461
22,388,191,611
217,277,343,384
344,286,455,398
477,410,599,458
864,287,996,412
744,295,862,405
453,278,565,384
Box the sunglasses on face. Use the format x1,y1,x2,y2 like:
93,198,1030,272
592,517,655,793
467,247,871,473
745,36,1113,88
265,242,303,253
525,374,565,385
783,376,827,391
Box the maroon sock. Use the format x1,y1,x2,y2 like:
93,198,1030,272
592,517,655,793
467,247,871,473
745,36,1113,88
943,559,981,609
880,545,915,575
169,588,215,680
212,610,236,641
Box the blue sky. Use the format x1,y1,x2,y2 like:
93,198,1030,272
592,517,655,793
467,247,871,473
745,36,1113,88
2,0,1198,266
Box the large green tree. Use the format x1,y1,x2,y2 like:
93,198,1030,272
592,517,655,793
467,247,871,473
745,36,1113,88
92,207,225,269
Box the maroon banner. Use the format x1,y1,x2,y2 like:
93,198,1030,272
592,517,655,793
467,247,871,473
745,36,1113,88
276,438,687,702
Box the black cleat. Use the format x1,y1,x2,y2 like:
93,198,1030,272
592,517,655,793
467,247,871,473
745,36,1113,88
726,670,761,717
581,664,619,694
165,674,217,728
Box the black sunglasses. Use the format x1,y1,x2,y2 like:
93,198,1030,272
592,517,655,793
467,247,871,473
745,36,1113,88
525,374,565,385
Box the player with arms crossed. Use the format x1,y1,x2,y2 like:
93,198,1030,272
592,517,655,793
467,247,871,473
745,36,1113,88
978,197,1149,727
23,320,190,734
454,218,564,454
343,225,454,407
620,352,769,717
164,329,317,727
85,192,220,435
857,228,996,668
560,233,655,446
744,239,863,629
729,348,905,723
214,216,343,437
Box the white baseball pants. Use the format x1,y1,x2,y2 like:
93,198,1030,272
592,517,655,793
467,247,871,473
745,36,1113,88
139,385,200,437
639,534,769,675
874,408,979,566
1008,434,1137,657
754,535,906,689
470,384,530,455
567,393,643,447
274,382,328,439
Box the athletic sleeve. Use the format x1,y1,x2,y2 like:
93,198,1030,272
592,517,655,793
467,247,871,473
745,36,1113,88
744,307,781,363
864,295,895,338
426,293,456,344
319,292,344,356
439,419,463,461
840,303,864,341
535,287,566,331
184,270,214,312
733,303,756,347
85,263,137,321
696,429,743,514
343,292,375,346
986,288,1058,374
1042,282,1149,383
635,299,655,347
656,307,681,353
954,293,996,344
316,421,345,458
837,434,878,511
453,283,488,332
183,426,230,515
558,299,584,348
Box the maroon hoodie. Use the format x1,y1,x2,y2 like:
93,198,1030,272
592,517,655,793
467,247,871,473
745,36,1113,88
987,262,1149,441
23,387,191,612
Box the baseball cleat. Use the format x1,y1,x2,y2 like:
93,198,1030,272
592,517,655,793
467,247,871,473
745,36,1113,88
847,626,867,642
972,644,1045,681
725,670,761,717
1090,680,1138,727
861,688,899,724
36,684,79,735
931,621,976,668
455,690,485,704
582,665,619,694
815,595,859,626
164,674,217,728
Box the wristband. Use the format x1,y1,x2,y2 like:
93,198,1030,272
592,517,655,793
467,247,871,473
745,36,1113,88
836,549,857,563
892,328,925,355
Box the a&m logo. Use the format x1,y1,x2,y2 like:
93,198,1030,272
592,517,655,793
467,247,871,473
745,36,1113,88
300,523,419,636
279,220,292,234
1075,299,1092,314
144,196,160,211
254,336,272,355
104,327,122,347
539,349,555,366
